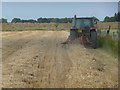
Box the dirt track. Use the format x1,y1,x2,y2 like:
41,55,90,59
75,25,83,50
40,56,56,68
2,31,118,88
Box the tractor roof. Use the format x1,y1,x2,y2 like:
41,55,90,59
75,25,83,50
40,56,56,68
76,17,99,21
76,17,94,19
74,15,99,21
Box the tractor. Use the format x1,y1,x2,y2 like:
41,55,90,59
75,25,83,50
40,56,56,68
62,15,99,49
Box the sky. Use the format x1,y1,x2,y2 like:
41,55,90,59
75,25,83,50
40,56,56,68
2,2,118,22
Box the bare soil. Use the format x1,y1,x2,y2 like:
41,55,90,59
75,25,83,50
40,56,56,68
2,31,118,88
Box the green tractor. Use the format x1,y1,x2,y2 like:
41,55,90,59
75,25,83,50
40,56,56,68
69,15,99,49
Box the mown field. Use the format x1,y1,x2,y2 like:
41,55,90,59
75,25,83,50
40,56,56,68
2,30,118,88
1,22,119,88
1,22,120,31
2,23,71,31
1,22,120,58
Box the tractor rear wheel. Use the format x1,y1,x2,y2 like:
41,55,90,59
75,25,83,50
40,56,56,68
70,30,78,40
90,31,97,49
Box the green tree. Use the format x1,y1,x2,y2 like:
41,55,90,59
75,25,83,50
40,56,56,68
118,12,120,21
104,12,120,22
110,17,115,22
37,18,43,23
21,20,28,23
0,18,8,23
11,18,21,23
104,16,110,22
27,19,37,23
114,13,118,21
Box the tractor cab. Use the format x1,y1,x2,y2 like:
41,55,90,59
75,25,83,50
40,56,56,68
71,15,98,32
70,15,99,48
74,18,96,29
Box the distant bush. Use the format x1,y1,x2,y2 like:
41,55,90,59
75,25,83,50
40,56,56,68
10,17,72,23
103,12,120,22
0,18,8,23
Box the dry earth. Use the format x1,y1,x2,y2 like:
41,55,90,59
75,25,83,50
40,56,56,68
2,31,118,88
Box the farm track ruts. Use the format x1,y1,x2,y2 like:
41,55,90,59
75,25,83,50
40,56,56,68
2,31,118,88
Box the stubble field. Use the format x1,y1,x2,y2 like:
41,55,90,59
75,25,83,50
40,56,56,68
1,30,118,88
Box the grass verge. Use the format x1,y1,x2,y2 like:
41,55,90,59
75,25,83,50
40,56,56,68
98,35,119,58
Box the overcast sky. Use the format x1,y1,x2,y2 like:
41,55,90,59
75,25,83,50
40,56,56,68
2,2,118,22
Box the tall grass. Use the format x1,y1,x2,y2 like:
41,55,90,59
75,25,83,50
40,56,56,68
98,35,118,58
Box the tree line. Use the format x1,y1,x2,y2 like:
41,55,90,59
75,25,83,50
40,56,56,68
0,17,72,23
1,12,120,23
104,12,120,22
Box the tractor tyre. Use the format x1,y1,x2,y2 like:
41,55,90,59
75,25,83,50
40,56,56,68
70,30,78,40
90,31,97,49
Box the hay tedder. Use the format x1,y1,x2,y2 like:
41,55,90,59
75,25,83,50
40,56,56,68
62,15,99,49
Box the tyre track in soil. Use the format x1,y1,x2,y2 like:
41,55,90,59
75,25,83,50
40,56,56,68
63,41,118,88
2,31,118,88
18,31,72,88
44,31,72,88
